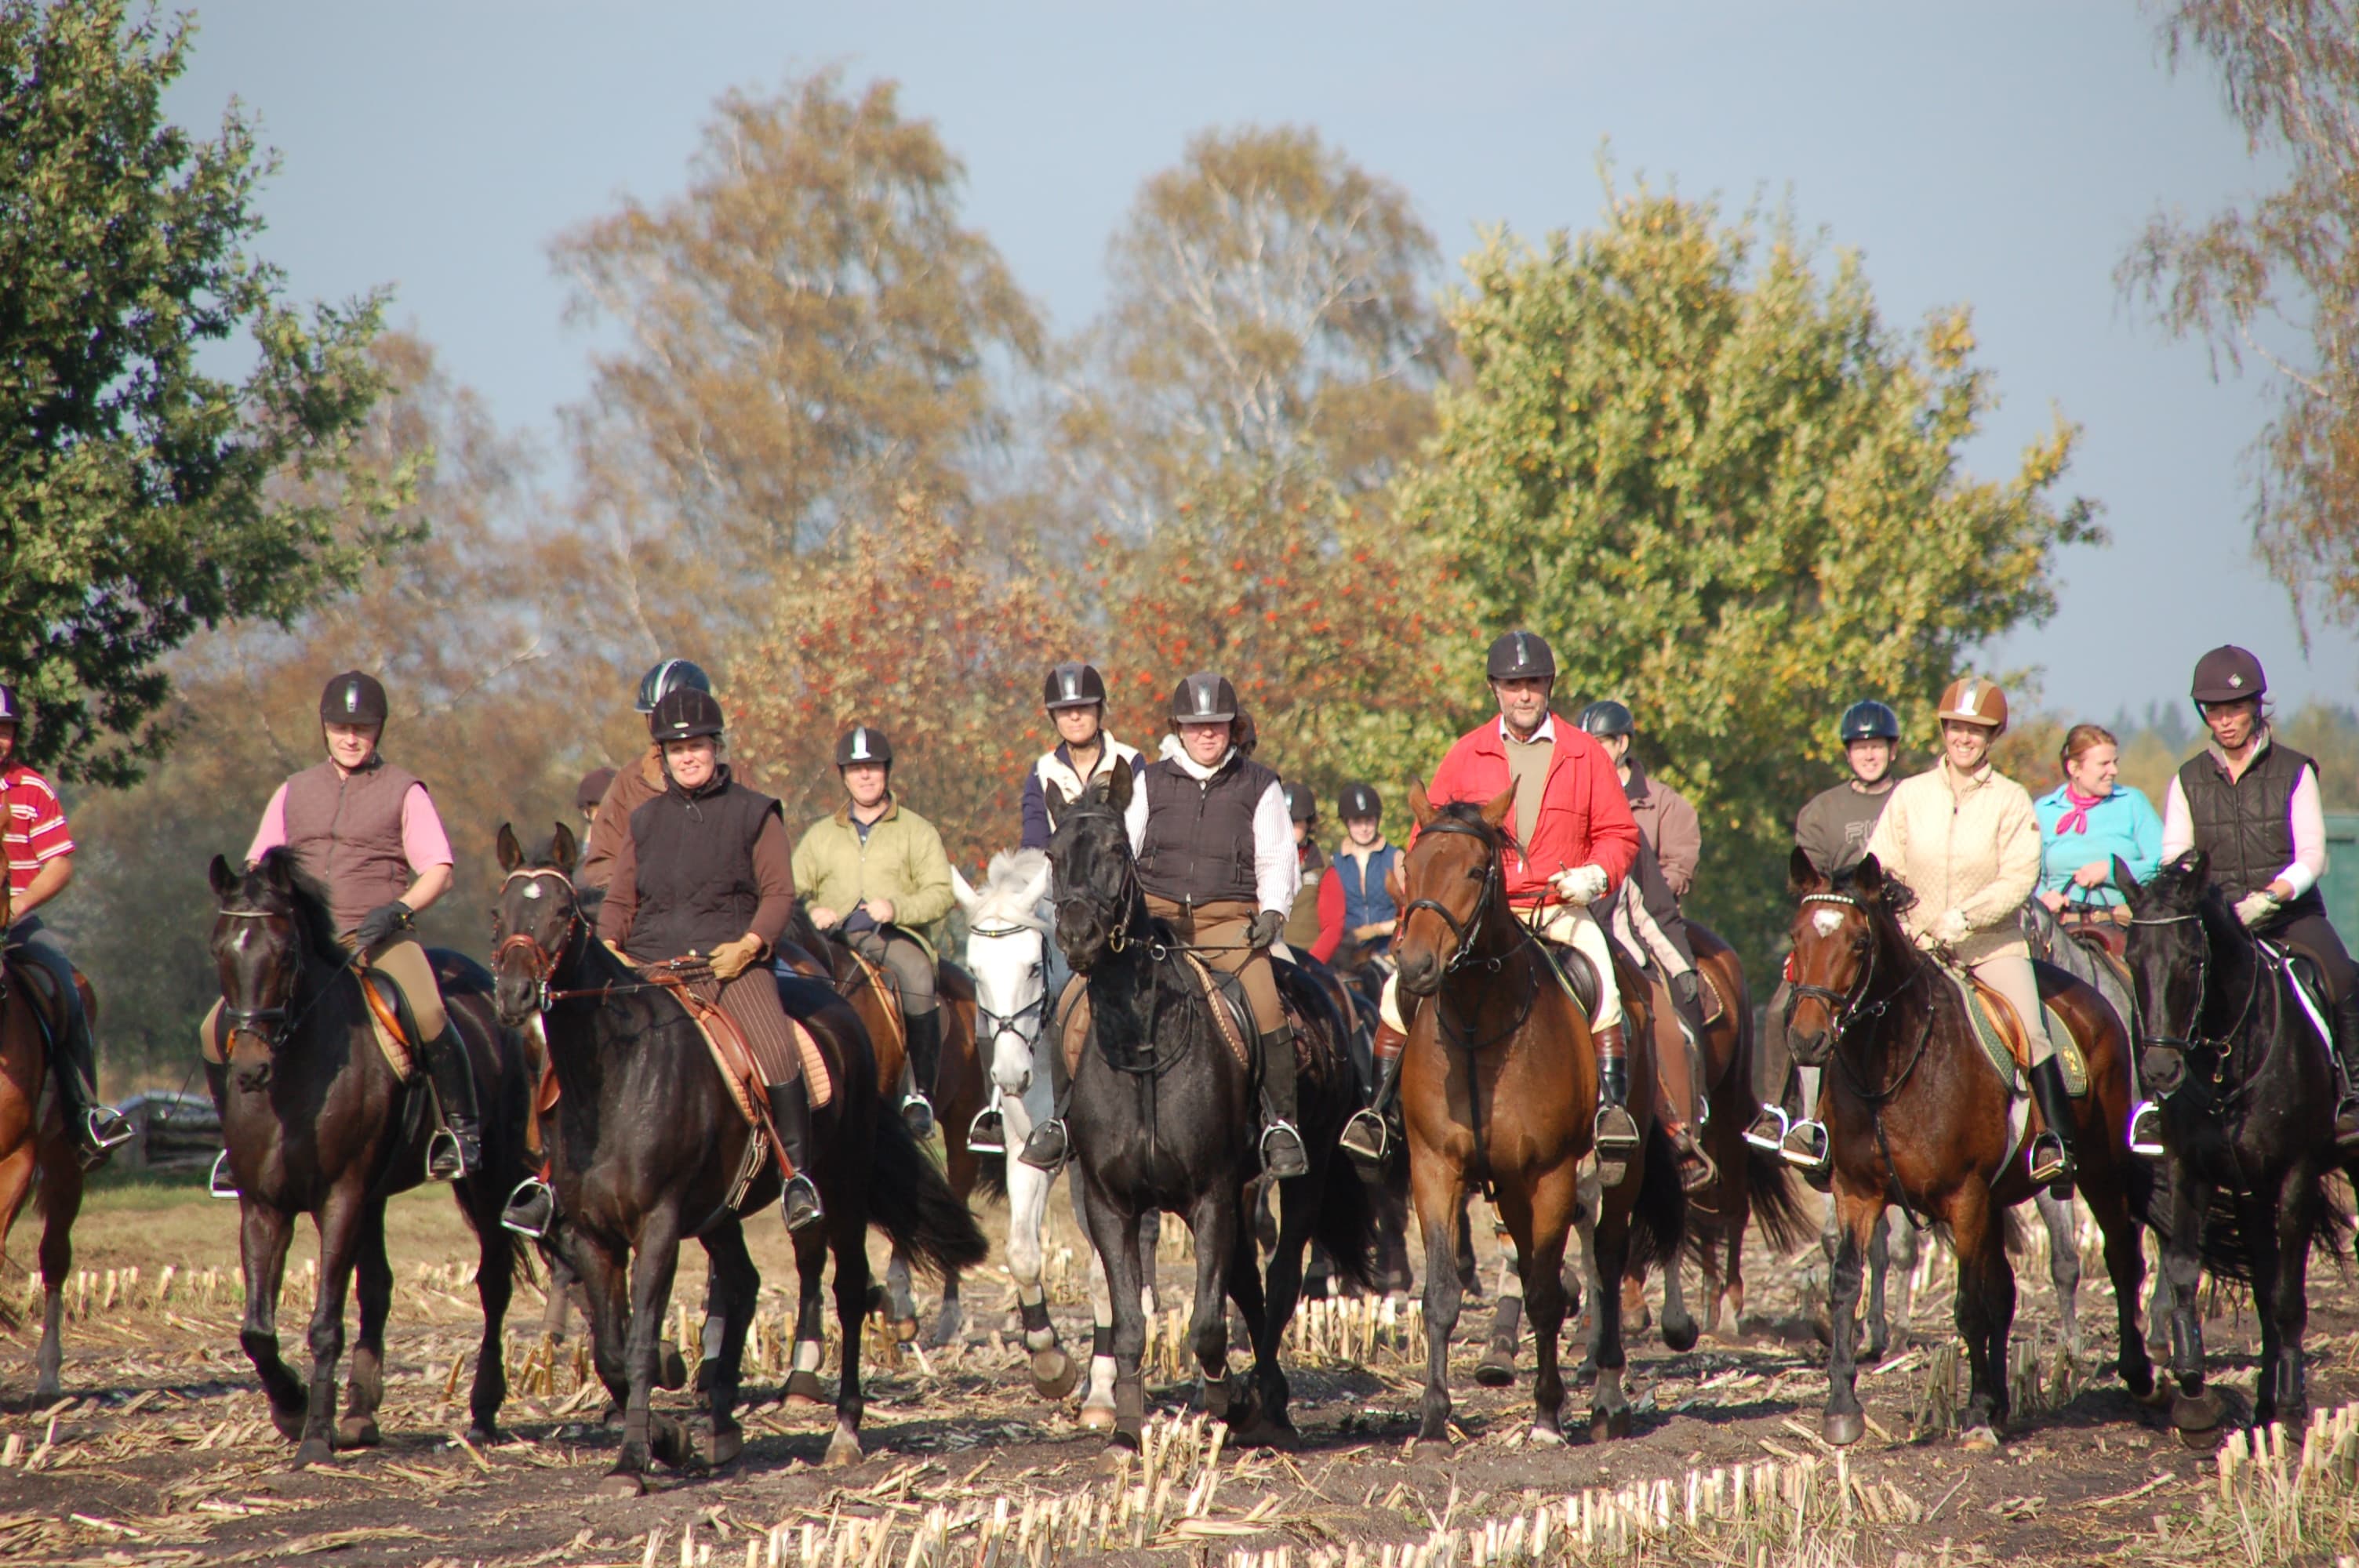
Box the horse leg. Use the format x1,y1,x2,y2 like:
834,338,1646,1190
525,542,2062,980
2159,1156,2221,1436
1188,1189,1244,1424
927,1267,965,1350
2037,1187,2083,1363
1003,1158,1074,1396
2264,1165,2317,1428
602,1206,683,1495
1517,1167,1581,1446
337,1202,391,1448
27,1137,79,1402
1657,1236,1697,1352
1951,1189,2011,1446
1587,1196,1636,1443
1861,1210,1891,1363
1073,1176,1120,1429
1821,1186,1877,1446
1076,1172,1147,1464
293,1183,370,1467
466,1198,515,1445
885,1248,920,1351
2088,1174,2157,1403
783,1226,830,1407
1476,1203,1524,1387
699,1220,757,1467
1245,1168,1322,1443
572,1236,632,1416
237,1200,308,1443
823,1187,874,1466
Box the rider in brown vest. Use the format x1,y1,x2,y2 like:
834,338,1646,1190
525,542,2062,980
598,687,823,1230
2154,645,2359,1150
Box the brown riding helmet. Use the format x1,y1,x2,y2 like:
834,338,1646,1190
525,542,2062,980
2190,644,2267,706
1933,676,2008,734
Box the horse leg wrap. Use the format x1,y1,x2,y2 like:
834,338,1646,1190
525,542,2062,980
1020,1298,1054,1350
797,1295,827,1345
2170,1313,2204,1388
1092,1324,1114,1359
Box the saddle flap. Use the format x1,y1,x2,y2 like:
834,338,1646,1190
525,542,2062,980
1056,956,1256,1076
357,971,418,1080
1533,939,1600,1022
3,952,72,1038
656,977,768,1131
1954,966,2088,1097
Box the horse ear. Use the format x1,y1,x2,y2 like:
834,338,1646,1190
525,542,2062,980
256,848,293,893
2171,848,2207,881
1478,784,1517,831
1789,846,1825,896
951,866,979,916
209,853,240,901
1852,853,1885,895
1106,756,1134,815
496,822,524,873
2111,854,2142,900
1020,859,1052,911
551,822,578,874
1409,777,1438,829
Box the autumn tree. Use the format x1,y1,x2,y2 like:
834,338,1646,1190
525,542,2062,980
0,0,404,783
2122,1,2359,632
1398,180,2099,961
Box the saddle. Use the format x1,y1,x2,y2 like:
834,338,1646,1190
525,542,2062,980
1057,953,1267,1078
201,960,423,1081
2,949,80,1046
835,938,907,1058
645,972,834,1123
1945,964,2088,1098
2260,937,2339,1055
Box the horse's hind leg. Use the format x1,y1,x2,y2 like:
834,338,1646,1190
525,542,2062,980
2086,1172,2155,1403
699,1221,758,1465
602,1207,684,1495
1515,1165,1581,1446
1950,1188,2012,1446
2036,1188,2083,1362
1187,1189,1245,1423
1244,1171,1322,1443
2252,1171,2318,1428
2157,1156,2220,1434
466,1197,516,1444
823,1196,872,1466
236,1200,307,1443
1861,1210,1892,1363
1411,1153,1470,1442
1073,1176,1120,1429
1475,1207,1523,1388
1586,1199,1637,1442
885,1247,920,1352
27,1138,80,1401
785,1229,830,1407
338,1202,391,1447
1657,1239,1697,1352
1821,1187,1877,1447
293,1185,370,1466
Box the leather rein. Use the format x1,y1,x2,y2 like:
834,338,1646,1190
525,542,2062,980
493,867,711,1011
1398,816,1539,1055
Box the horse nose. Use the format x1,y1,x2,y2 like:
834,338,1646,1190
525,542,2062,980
1398,950,1438,993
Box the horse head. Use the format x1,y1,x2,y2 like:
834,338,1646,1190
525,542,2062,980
208,847,334,1058
1783,848,1914,1065
956,848,1054,1098
1045,758,1140,975
2120,848,2211,1097
491,821,583,1029
1393,780,1517,999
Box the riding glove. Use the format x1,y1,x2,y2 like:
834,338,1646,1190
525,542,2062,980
354,901,414,951
1670,969,1701,1006
1936,907,1972,947
707,933,765,981
1553,865,1609,906
2234,890,2281,929
1248,910,1286,950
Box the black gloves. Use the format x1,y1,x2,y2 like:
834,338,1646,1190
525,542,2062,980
1248,909,1285,951
354,901,414,952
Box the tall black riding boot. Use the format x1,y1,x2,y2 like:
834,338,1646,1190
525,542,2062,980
2027,1055,2080,1197
1259,1025,1309,1178
1593,1025,1641,1159
767,1081,824,1232
901,1008,942,1139
420,1024,483,1181
55,999,131,1166
202,1058,238,1199
2332,989,2359,1149
1020,990,1078,1171
1340,1021,1407,1163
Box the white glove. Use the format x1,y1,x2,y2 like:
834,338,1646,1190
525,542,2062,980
1553,865,1609,907
2234,890,2281,928
1936,908,1972,947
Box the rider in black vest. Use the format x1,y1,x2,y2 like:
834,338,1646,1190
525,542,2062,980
2152,645,2359,1150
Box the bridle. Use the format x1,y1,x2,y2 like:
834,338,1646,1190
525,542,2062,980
1398,817,1522,977
966,920,1050,1050
2127,904,2266,1086
1786,892,1915,1040
213,906,335,1050
1050,808,1150,956
493,866,585,1014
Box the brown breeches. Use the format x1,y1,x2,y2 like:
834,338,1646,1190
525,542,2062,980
694,969,800,1087
1144,895,1285,1037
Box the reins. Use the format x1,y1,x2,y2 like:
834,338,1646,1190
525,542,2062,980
1793,890,1940,1229
2129,901,2275,1114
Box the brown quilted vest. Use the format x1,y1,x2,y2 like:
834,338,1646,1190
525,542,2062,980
282,757,426,932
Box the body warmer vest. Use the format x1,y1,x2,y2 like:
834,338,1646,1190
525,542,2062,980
1137,753,1278,909
2176,739,2324,917
282,757,426,934
623,770,783,962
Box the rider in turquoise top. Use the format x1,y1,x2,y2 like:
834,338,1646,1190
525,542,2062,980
2031,723,2163,913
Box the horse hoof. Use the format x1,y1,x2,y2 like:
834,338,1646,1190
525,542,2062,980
823,1428,863,1468
2172,1388,2227,1436
656,1341,689,1391
1474,1345,1517,1388
1078,1403,1116,1432
464,1421,500,1449
892,1315,920,1345
784,1370,829,1408
1822,1410,1865,1447
336,1415,381,1448
1588,1404,1632,1443
1228,1413,1300,1450
925,1305,965,1350
701,1425,743,1468
293,1437,334,1469
271,1403,308,1443
1959,1425,2001,1452
597,1470,647,1497
649,1415,691,1469
1528,1422,1566,1449
1030,1348,1081,1400
1661,1311,1699,1355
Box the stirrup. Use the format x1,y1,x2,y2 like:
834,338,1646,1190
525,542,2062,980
75,1106,133,1170
424,1127,467,1182
1743,1104,1790,1154
781,1173,825,1232
1779,1120,1830,1174
1259,1120,1310,1179
2027,1131,2071,1189
900,1092,936,1141
1339,1108,1391,1164
1593,1103,1641,1157
2127,1100,2166,1158
965,1107,1006,1156
1673,1134,1717,1195
1018,1117,1067,1171
500,1177,556,1240
208,1149,241,1200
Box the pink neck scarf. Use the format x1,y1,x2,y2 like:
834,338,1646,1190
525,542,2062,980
2054,784,2106,836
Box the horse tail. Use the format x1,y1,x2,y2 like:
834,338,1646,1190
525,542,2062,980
972,1150,1009,1203
1309,1153,1383,1293
867,1102,990,1279
1628,1121,1688,1273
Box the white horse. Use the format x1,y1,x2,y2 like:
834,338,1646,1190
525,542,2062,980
954,850,1155,1429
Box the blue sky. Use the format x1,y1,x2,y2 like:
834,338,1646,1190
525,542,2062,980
169,1,2359,719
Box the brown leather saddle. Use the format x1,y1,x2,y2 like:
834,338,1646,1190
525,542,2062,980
1059,954,1280,1077
2,949,80,1045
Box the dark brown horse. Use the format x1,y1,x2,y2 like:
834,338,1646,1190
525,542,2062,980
1394,785,1685,1444
0,886,88,1401
205,849,533,1465
1787,849,2156,1447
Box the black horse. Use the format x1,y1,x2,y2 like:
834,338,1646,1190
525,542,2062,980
205,849,533,1465
1047,763,1378,1459
2121,849,2359,1438
491,823,985,1493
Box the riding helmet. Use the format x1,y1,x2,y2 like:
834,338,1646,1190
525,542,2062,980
1338,782,1381,821
2190,644,2267,705
634,657,711,715
1282,782,1317,823
1041,661,1107,710
836,724,892,768
1485,630,1555,682
649,687,725,742
1932,676,2008,734
576,766,618,813
0,684,20,724
1577,699,1635,739
320,671,389,728
1838,699,1902,743
1170,672,1238,724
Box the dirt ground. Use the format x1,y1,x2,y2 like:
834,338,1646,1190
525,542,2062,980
3,1169,2358,1567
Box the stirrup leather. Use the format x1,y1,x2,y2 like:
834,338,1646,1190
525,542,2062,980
208,1149,241,1200
2127,1100,2165,1158
1743,1104,1790,1153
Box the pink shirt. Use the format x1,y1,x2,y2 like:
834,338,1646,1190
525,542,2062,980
248,779,454,873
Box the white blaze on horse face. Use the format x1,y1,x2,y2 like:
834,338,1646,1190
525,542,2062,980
968,923,1047,1097
1812,909,1844,938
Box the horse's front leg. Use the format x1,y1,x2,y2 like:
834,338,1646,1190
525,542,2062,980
2034,1187,2083,1363
1586,1188,1637,1442
1006,1158,1078,1397
237,1198,308,1443
1249,1167,1324,1442
466,1200,516,1444
26,1137,81,1402
885,1248,920,1352
294,1182,371,1466
2249,1172,2317,1428
1821,1183,1878,1446
338,1201,392,1448
1410,1148,1468,1442
1076,1172,1147,1464
696,1220,758,1467
786,1226,831,1407
1950,1185,2013,1446
1187,1188,1244,1424
1072,1176,1120,1430
823,1196,873,1468
1861,1210,1891,1363
1514,1163,1581,1447
602,1205,683,1495
2159,1152,2219,1434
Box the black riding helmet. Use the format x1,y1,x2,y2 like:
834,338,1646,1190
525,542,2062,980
836,724,892,768
1838,700,1901,742
1338,782,1380,821
1577,699,1634,739
1282,782,1317,823
1042,662,1107,710
635,658,711,715
1171,672,1238,724
321,671,389,728
0,684,20,724
576,766,617,813
1485,630,1555,681
2190,645,2267,706
649,687,725,742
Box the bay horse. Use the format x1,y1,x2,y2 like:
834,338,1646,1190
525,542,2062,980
1047,762,1378,1457
1786,849,2156,1447
205,848,533,1465
2120,850,2359,1437
0,884,89,1400
491,823,984,1492
1393,783,1686,1444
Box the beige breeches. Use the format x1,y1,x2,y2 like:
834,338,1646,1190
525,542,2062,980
1379,902,1622,1033
1972,952,2053,1067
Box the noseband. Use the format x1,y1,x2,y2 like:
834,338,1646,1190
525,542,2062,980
1399,817,1516,974
494,867,584,1013
966,922,1049,1047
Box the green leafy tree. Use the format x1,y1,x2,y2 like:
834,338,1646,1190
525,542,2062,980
1398,178,2100,960
0,0,404,784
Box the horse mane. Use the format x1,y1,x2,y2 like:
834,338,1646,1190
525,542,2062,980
247,847,348,966
1828,858,1921,924
1430,799,1524,861
972,848,1051,933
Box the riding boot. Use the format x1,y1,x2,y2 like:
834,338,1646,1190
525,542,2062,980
1258,1025,1310,1179
53,996,131,1167
901,1008,941,1141
767,1081,824,1232
1651,1001,1716,1196
501,1169,558,1239
202,1059,239,1199
420,1023,483,1181
1592,1025,1641,1163
1019,1010,1074,1171
2332,989,2359,1150
1340,1021,1407,1163
2026,1055,2080,1198
1781,1063,1830,1186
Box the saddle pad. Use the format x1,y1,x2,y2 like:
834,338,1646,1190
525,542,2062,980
1949,967,2087,1098
1060,958,1256,1076
1698,967,1728,1029
354,973,418,1080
